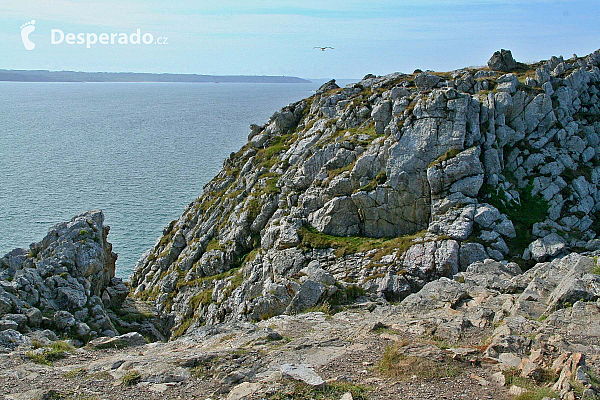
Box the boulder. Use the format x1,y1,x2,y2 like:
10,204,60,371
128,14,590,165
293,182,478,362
415,72,441,89
285,280,326,313
88,332,147,349
488,49,520,72
526,233,568,262
316,79,339,95
280,364,325,387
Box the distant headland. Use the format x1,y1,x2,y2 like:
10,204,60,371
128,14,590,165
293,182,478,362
0,69,312,83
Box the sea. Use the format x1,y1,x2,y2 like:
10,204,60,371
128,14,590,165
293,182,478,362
0,79,355,279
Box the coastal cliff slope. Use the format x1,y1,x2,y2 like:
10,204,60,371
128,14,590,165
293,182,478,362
3,49,600,400
130,49,600,339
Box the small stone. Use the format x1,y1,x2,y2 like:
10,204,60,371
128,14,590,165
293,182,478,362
490,371,506,387
508,385,528,396
227,382,262,400
280,364,325,387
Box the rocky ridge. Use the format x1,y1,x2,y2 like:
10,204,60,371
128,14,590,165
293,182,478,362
3,251,600,399
0,211,162,349
129,48,600,340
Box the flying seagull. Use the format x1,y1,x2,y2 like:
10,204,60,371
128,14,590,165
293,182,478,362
314,46,334,51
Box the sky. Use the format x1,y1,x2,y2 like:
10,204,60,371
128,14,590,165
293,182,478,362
0,0,599,79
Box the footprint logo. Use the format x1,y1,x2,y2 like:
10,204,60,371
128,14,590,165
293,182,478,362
20,20,35,50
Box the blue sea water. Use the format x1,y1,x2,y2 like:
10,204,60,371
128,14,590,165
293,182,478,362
0,81,342,279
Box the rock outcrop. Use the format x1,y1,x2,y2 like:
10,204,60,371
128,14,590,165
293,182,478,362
488,49,523,72
0,211,132,347
3,252,600,400
129,48,600,339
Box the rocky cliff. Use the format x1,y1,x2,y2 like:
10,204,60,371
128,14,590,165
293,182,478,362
0,211,160,348
4,49,600,400
130,48,600,339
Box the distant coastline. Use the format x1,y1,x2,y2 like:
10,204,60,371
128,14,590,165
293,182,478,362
0,69,311,83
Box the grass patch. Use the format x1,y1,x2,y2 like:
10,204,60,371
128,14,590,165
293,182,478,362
25,341,74,366
204,237,223,252
265,177,281,194
378,342,462,381
121,370,141,386
357,171,387,192
247,197,262,222
306,302,333,315
481,181,548,264
22,390,99,400
503,368,559,400
172,316,194,339
593,257,600,275
190,289,214,310
327,285,365,307
112,308,154,323
326,161,356,179
268,381,370,400
190,356,218,379
87,371,112,381
63,368,87,379
299,225,425,258
428,148,462,168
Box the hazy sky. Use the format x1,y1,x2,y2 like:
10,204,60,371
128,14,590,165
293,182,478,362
1,0,599,79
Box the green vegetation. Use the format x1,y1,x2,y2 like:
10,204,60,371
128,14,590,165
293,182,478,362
319,121,381,149
481,180,549,265
247,197,262,222
63,368,87,379
111,307,154,324
305,302,333,315
326,161,356,180
563,164,593,183
593,257,600,275
190,289,214,310
571,369,600,400
172,314,195,339
220,268,245,299
190,356,218,379
502,368,559,400
252,132,297,171
428,148,462,168
357,171,387,192
378,342,462,380
204,237,223,252
169,250,254,337
305,284,365,315
23,390,99,400
25,341,74,366
299,225,426,259
268,381,370,400
265,177,281,194
121,370,142,386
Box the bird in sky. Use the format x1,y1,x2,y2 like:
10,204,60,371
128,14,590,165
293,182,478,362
314,46,334,51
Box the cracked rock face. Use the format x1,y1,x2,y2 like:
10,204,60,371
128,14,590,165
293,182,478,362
130,48,600,339
0,211,128,346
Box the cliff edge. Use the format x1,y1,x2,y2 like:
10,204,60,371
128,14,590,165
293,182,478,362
130,49,600,340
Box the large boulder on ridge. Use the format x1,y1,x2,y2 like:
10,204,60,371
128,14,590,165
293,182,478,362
488,49,520,71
